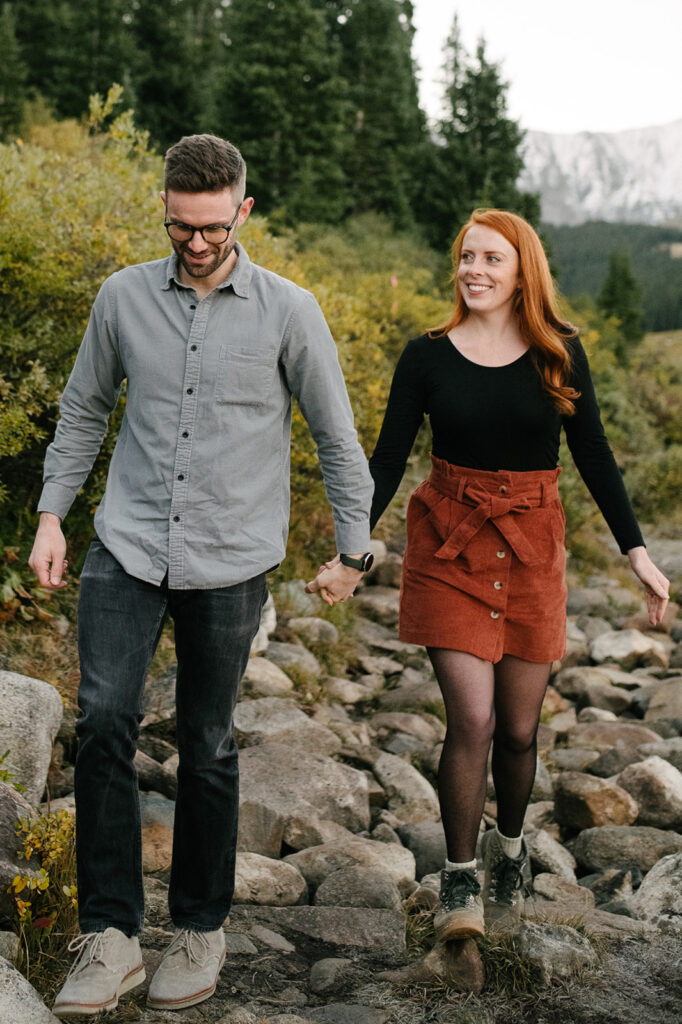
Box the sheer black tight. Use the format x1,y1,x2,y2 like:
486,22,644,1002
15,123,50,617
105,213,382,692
428,648,551,862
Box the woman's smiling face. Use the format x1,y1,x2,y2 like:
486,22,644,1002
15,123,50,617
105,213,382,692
457,224,520,316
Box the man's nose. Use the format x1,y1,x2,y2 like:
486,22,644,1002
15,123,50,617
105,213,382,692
187,229,206,250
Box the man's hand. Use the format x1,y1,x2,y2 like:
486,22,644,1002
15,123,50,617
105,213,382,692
305,553,363,606
28,512,68,589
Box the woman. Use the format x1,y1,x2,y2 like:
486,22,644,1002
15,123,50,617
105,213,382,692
367,209,669,940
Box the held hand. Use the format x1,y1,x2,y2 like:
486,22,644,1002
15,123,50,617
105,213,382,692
305,556,362,606
627,546,669,626
28,513,68,589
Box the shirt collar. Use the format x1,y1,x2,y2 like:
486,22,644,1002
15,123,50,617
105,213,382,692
162,242,253,298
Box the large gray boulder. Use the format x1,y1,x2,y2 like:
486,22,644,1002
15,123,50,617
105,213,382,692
237,743,370,857
617,756,682,829
514,922,597,984
371,752,440,823
645,677,682,722
230,904,406,954
573,826,682,873
233,852,308,907
564,721,660,752
627,852,682,932
553,772,638,829
0,956,59,1022
234,697,341,755
589,630,668,670
314,866,402,910
284,835,415,894
0,671,63,806
242,656,294,697
527,828,577,881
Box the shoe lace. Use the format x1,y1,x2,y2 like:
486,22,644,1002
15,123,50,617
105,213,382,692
65,932,107,978
489,855,525,904
165,929,212,968
439,869,481,912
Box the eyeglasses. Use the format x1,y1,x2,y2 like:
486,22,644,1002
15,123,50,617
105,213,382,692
164,204,241,244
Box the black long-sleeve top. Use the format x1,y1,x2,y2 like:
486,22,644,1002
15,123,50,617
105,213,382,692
368,333,644,554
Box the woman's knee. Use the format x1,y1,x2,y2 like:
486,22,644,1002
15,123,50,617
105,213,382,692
493,723,538,756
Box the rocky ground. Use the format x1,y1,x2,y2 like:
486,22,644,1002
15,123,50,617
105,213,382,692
1,538,682,1023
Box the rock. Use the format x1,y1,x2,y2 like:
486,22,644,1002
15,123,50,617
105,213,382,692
370,712,445,745
234,697,341,755
266,641,321,678
136,733,178,764
0,931,20,961
276,580,321,617
553,665,616,701
138,791,175,829
309,957,353,995
282,819,356,853
523,802,555,831
617,756,682,829
370,823,401,844
531,759,554,802
576,707,618,723
0,956,60,1022
566,588,610,617
378,938,485,994
141,822,173,873
250,923,296,953
0,782,38,921
238,743,370,857
358,654,404,677
288,617,339,646
353,617,418,656
322,678,373,704
590,630,668,670
553,772,638,829
541,686,569,716
514,921,598,984
564,721,660,752
550,748,600,772
242,657,294,696
575,615,613,641
284,836,415,894
638,736,682,772
217,1010,261,1024
371,551,403,588
627,852,682,932
233,852,308,906
645,677,682,721
251,590,277,654
573,825,682,873
581,683,632,715
231,905,406,954
0,671,63,805
133,749,177,800
371,752,440,823
587,748,644,777
353,587,400,627
532,873,595,909
315,867,401,910
223,931,258,955
527,828,578,881
375,667,442,711
580,868,637,905
397,821,447,879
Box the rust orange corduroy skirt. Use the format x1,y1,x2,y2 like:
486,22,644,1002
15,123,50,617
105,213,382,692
399,456,568,664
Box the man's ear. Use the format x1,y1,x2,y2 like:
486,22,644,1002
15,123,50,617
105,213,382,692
160,191,166,206
238,197,254,225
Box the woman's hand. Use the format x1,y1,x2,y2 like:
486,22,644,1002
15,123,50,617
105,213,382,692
627,546,670,626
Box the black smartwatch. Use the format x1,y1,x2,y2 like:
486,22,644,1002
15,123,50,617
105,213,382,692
339,552,374,572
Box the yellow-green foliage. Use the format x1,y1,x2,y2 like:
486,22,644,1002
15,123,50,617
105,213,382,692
10,811,78,982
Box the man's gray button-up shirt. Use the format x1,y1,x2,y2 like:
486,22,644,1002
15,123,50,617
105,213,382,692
39,244,373,589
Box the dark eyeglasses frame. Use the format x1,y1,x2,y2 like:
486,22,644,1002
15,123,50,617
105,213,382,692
164,204,241,244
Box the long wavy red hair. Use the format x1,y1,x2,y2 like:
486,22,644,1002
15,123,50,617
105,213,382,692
431,209,580,415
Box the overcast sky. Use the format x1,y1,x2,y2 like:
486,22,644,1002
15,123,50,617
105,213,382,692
410,0,682,135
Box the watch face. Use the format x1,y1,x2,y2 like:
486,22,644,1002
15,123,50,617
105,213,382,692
362,552,375,572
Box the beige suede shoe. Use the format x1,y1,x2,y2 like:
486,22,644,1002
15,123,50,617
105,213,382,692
53,927,145,1017
433,868,485,942
147,927,226,1010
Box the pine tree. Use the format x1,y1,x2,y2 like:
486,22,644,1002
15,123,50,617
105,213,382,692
0,3,26,139
423,19,539,249
317,0,428,226
598,249,644,361
216,0,350,223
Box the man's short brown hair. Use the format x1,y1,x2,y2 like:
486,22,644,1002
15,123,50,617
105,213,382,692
164,134,246,198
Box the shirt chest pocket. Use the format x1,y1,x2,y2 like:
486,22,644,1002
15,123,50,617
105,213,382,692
215,346,278,407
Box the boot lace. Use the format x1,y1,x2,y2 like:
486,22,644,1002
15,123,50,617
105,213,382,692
489,854,525,905
439,869,481,912
164,928,212,968
65,932,108,978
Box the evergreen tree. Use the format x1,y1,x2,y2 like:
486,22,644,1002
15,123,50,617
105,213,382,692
318,0,428,226
217,0,350,223
423,19,539,249
0,3,26,139
598,248,644,360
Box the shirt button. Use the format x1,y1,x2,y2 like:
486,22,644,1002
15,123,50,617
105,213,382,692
497,550,506,559
494,581,503,590
182,431,189,438
499,484,508,493
186,388,193,394
173,515,180,523
189,304,196,310
490,610,500,619
177,474,184,481
190,344,197,351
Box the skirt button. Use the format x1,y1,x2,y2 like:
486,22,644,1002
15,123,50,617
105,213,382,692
496,550,506,559
490,610,500,619
494,581,503,590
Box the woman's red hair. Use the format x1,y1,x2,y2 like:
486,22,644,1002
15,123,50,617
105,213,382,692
432,209,579,415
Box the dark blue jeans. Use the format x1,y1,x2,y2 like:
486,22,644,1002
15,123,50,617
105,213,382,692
74,537,267,936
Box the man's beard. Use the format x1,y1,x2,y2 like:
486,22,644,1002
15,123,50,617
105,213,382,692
175,237,235,279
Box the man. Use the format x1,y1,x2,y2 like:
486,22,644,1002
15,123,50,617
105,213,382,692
29,134,373,1016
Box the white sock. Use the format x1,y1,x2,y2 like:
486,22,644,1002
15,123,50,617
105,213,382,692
495,826,523,860
445,858,477,873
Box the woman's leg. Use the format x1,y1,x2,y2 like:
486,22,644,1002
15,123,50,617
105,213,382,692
428,648,496,862
491,654,552,838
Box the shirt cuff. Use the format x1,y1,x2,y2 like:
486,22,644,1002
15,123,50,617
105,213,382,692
37,482,78,521
334,520,371,555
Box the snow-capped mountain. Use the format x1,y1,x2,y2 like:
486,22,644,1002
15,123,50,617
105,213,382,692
517,119,682,226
